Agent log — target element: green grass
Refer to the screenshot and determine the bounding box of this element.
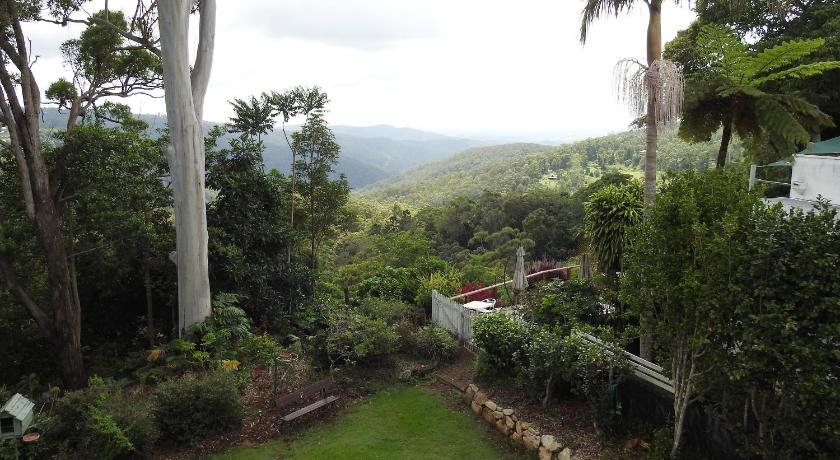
[208,386,529,460]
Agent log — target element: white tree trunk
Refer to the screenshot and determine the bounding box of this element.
[158,0,216,332]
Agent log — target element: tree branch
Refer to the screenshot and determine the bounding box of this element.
[0,250,51,333]
[40,16,162,56]
[190,0,216,121]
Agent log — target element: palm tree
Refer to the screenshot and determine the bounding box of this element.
[580,0,686,207]
[579,0,685,361]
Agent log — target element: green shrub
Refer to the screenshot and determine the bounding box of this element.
[357,297,413,324]
[322,306,399,368]
[623,169,840,457]
[411,324,458,362]
[472,312,527,378]
[414,270,462,310]
[527,279,604,328]
[518,326,581,406]
[38,382,159,459]
[192,293,253,347]
[154,370,243,444]
[357,266,418,304]
[238,333,283,368]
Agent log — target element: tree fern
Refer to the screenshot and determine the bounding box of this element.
[672,24,839,164]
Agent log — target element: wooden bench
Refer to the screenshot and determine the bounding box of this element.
[275,379,339,422]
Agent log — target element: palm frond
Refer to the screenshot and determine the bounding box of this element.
[614,58,684,124]
[753,96,811,151]
[579,0,638,44]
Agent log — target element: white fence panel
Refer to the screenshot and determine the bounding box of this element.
[431,290,480,351]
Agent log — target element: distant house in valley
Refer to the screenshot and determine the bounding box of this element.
[752,136,840,213]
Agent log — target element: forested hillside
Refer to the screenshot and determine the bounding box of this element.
[360,126,743,206]
[40,109,479,188]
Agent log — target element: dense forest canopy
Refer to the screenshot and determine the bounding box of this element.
[359,126,743,207]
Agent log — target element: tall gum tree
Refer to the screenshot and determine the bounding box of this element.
[52,0,218,332]
[156,0,216,332]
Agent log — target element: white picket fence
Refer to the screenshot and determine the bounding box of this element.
[430,289,674,394]
[431,290,479,352]
[573,330,674,394]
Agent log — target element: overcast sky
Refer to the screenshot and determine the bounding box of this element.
[23,1,696,141]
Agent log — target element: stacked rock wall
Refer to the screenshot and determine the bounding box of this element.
[463,383,573,460]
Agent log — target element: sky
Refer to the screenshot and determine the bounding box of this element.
[23,1,697,141]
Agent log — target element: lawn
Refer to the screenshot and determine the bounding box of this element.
[207,386,529,460]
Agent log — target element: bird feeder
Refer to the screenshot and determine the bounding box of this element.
[0,394,34,441]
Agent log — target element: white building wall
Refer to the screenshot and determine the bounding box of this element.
[790,155,840,204]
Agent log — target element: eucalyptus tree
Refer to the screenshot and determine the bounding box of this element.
[0,0,165,387]
[155,0,217,333]
[52,0,218,332]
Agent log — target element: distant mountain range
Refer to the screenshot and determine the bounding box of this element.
[39,109,482,188]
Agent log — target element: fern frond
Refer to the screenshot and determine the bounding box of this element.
[753,61,840,86]
[753,96,811,151]
[746,38,825,79]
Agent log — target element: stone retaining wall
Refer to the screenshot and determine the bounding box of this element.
[463,383,573,460]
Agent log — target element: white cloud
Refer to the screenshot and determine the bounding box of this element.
[22,0,697,140]
[234,0,440,50]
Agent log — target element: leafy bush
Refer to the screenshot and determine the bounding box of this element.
[321,306,400,368]
[472,312,527,378]
[583,180,643,274]
[357,297,414,323]
[154,370,243,444]
[623,169,840,457]
[518,326,581,406]
[574,334,628,436]
[357,266,418,303]
[527,279,605,328]
[238,333,284,368]
[38,381,159,459]
[415,269,462,310]
[192,293,253,346]
[411,324,458,362]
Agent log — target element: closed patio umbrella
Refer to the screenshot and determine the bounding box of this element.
[512,246,528,305]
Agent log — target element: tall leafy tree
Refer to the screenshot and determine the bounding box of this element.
[292,110,350,290]
[0,1,162,387]
[667,24,839,166]
[206,124,304,331]
[696,0,840,141]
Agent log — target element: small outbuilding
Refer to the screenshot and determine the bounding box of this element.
[0,394,35,441]
[753,136,840,214]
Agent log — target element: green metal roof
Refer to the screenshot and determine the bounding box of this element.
[764,159,792,167]
[799,136,840,155]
